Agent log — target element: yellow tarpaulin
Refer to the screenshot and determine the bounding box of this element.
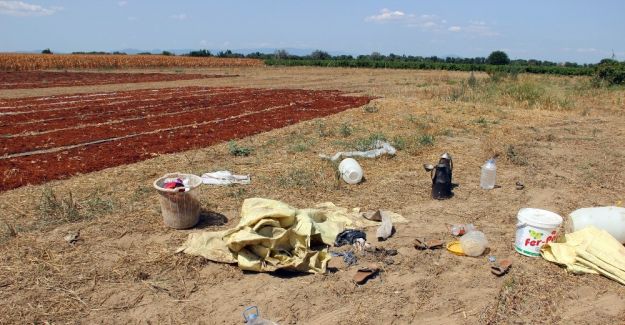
[541,226,625,285]
[177,198,407,274]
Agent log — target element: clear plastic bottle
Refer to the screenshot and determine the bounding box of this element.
[480,158,496,189]
[243,306,276,325]
[450,223,475,236]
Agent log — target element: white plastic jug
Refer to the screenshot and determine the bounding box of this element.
[570,206,625,243]
[338,158,363,184]
[480,158,496,189]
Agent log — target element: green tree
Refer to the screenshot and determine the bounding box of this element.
[310,50,331,60]
[487,51,510,65]
[41,48,52,54]
[188,49,212,57]
[274,49,289,59]
[370,51,384,60]
[594,59,625,85]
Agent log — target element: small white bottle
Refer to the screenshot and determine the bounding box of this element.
[338,158,363,184]
[480,158,496,189]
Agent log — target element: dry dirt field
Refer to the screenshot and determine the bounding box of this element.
[1,66,625,324]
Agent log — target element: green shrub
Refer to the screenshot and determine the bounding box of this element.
[391,136,407,150]
[188,49,212,57]
[339,123,353,137]
[363,105,379,113]
[593,60,625,86]
[354,133,387,151]
[315,120,332,137]
[228,141,252,156]
[418,134,435,146]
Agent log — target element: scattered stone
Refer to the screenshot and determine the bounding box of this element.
[64,231,80,245]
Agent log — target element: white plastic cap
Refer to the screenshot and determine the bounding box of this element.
[484,158,496,168]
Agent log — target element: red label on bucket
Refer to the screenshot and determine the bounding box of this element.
[523,230,557,247]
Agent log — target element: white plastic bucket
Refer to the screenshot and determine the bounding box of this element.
[514,208,563,257]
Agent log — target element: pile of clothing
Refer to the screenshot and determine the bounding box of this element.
[177,198,406,274]
[541,226,625,285]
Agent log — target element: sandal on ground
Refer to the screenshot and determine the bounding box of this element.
[414,239,445,250]
[491,258,512,276]
[361,210,383,222]
[353,264,380,284]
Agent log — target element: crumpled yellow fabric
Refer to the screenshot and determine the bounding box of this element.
[541,226,625,285]
[177,198,407,274]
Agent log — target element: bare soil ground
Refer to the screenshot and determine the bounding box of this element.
[1,67,624,324]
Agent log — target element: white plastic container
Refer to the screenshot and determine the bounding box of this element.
[514,208,563,257]
[338,158,363,184]
[480,158,496,189]
[570,206,625,243]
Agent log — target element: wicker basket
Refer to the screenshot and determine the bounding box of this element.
[153,173,202,229]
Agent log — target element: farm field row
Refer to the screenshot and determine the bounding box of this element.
[0,71,235,89]
[0,86,372,191]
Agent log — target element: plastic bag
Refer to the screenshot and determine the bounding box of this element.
[459,231,488,256]
[376,212,393,241]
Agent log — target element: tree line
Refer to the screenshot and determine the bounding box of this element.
[189,49,594,68]
[40,47,624,82]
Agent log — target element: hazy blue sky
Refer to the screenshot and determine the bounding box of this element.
[1,0,623,63]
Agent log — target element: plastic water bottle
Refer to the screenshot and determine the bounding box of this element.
[480,158,496,189]
[243,306,276,325]
[450,223,475,236]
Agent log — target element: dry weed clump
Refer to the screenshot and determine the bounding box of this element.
[441,73,583,111]
[0,221,17,243]
[35,187,116,229]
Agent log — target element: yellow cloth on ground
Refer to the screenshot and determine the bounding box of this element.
[541,226,625,285]
[177,198,407,273]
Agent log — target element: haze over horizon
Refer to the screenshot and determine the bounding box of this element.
[1,0,623,64]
